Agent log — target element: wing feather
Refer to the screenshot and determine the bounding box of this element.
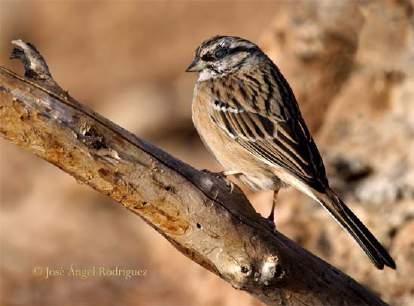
[209,71,328,191]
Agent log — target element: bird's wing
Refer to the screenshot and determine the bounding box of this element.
[209,72,328,191]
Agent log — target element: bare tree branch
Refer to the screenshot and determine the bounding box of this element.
[0,40,389,306]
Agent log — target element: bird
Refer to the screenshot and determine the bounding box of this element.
[186,35,396,270]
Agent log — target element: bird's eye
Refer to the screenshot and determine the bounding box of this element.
[214,48,228,59]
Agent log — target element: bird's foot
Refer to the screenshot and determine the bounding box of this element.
[201,169,236,193]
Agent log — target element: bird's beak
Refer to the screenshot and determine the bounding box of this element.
[186,58,203,72]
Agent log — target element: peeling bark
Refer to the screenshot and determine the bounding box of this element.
[0,40,389,306]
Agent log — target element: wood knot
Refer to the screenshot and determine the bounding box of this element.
[258,256,285,286]
[79,125,108,150]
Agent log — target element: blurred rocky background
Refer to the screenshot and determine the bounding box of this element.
[0,1,413,305]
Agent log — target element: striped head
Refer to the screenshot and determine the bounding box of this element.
[186,35,263,81]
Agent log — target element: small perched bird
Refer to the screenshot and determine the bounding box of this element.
[187,35,396,270]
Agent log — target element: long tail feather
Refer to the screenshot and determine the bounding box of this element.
[314,188,396,270]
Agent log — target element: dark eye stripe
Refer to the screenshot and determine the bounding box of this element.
[201,45,257,62]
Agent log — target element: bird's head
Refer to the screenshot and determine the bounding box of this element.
[186,35,263,81]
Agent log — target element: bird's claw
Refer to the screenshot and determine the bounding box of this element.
[225,180,235,193]
[201,169,235,193]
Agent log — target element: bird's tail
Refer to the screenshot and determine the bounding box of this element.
[314,187,396,270]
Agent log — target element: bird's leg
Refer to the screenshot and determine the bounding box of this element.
[267,188,280,226]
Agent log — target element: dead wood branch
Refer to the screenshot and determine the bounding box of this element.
[0,40,389,306]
